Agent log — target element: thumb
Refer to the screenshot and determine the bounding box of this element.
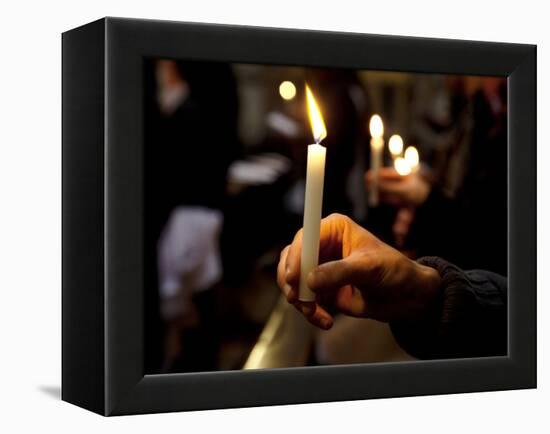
[307,257,361,294]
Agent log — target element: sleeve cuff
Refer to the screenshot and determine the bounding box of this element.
[390,256,478,359]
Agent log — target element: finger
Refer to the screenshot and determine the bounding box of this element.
[378,167,405,181]
[367,167,404,182]
[276,246,289,290]
[307,257,360,294]
[334,285,369,318]
[286,214,356,292]
[277,246,296,302]
[285,229,303,287]
[378,180,408,195]
[294,301,334,330]
[318,213,351,261]
[307,269,370,319]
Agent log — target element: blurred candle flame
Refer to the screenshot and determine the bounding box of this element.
[404,146,420,169]
[279,80,297,100]
[369,115,384,139]
[389,134,404,156]
[394,157,412,176]
[305,84,327,144]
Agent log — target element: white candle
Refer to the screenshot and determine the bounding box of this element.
[368,115,384,207]
[299,85,327,302]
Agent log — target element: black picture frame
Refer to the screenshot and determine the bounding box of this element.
[62,17,536,416]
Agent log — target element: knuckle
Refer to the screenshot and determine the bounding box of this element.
[327,212,348,223]
[328,212,351,223]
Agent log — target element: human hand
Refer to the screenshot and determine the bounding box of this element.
[277,214,441,330]
[365,167,431,208]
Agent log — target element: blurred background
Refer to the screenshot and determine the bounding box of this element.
[143,58,507,374]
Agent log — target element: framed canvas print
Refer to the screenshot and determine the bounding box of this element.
[62,17,536,415]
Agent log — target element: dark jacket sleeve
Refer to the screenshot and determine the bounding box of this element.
[390,256,507,359]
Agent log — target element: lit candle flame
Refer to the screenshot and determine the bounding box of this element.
[369,115,384,139]
[394,157,412,176]
[389,134,404,156]
[404,146,419,169]
[306,84,327,144]
[394,146,420,176]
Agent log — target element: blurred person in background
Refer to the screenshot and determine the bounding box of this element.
[157,207,223,372]
[366,76,507,275]
[144,59,241,372]
[147,59,240,223]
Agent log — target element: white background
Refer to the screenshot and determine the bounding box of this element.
[0,0,547,432]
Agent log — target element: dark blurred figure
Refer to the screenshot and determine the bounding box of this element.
[415,77,507,275]
[146,59,240,224]
[368,77,508,275]
[144,59,241,373]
